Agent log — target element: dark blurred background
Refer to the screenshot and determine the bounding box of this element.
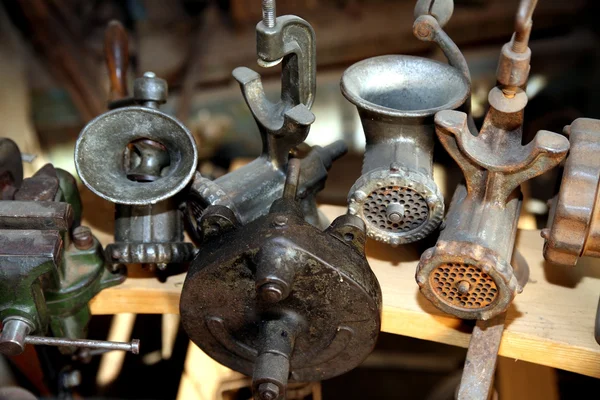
[0,0,599,399]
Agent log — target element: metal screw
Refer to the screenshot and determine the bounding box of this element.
[258,382,279,400]
[73,226,93,250]
[260,283,284,303]
[262,0,276,28]
[457,280,471,295]
[386,203,405,223]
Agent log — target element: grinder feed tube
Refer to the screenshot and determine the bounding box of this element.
[342,0,470,246]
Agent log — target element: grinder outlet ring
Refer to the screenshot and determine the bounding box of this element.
[416,240,521,320]
[348,166,444,246]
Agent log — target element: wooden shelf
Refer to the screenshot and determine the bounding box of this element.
[89,205,600,379]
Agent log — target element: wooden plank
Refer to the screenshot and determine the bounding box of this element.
[89,205,600,379]
[496,357,559,400]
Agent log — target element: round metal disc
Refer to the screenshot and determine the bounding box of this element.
[75,107,198,205]
[180,214,381,382]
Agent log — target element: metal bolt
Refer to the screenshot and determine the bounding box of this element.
[111,248,122,260]
[262,0,276,28]
[274,215,288,226]
[386,203,405,223]
[72,226,93,250]
[62,370,82,388]
[260,283,284,303]
[457,280,471,295]
[157,263,167,271]
[258,382,280,400]
[0,317,32,356]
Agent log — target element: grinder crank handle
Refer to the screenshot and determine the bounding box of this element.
[413,0,470,83]
[105,20,129,102]
[0,318,139,356]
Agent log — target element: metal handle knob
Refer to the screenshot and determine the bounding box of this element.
[105,20,129,102]
[0,318,140,356]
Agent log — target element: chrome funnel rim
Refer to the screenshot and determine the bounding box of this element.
[340,55,469,119]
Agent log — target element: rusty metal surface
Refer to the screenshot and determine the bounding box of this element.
[181,160,381,399]
[414,0,567,396]
[456,313,506,400]
[0,201,73,231]
[543,118,600,266]
[416,52,568,321]
[417,104,567,320]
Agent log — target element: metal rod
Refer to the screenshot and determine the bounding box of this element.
[262,0,276,28]
[25,336,140,354]
[283,158,301,200]
[456,313,506,400]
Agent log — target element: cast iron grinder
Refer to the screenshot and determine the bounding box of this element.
[541,117,600,345]
[415,0,569,398]
[341,0,471,246]
[186,0,346,238]
[74,22,198,271]
[180,159,381,400]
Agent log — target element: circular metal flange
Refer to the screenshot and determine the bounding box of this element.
[348,166,444,246]
[416,240,521,320]
[75,106,198,205]
[544,118,600,266]
[180,213,381,383]
[341,55,469,120]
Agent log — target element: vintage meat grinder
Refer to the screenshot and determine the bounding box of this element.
[0,138,138,358]
[414,0,570,397]
[75,22,198,272]
[185,1,345,239]
[181,159,381,400]
[542,117,600,345]
[342,0,471,246]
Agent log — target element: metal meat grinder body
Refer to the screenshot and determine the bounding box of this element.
[180,160,381,400]
[342,5,471,247]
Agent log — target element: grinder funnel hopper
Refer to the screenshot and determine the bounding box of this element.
[342,14,470,246]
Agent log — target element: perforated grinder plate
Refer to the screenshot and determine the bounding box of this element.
[363,186,429,233]
[430,263,498,310]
